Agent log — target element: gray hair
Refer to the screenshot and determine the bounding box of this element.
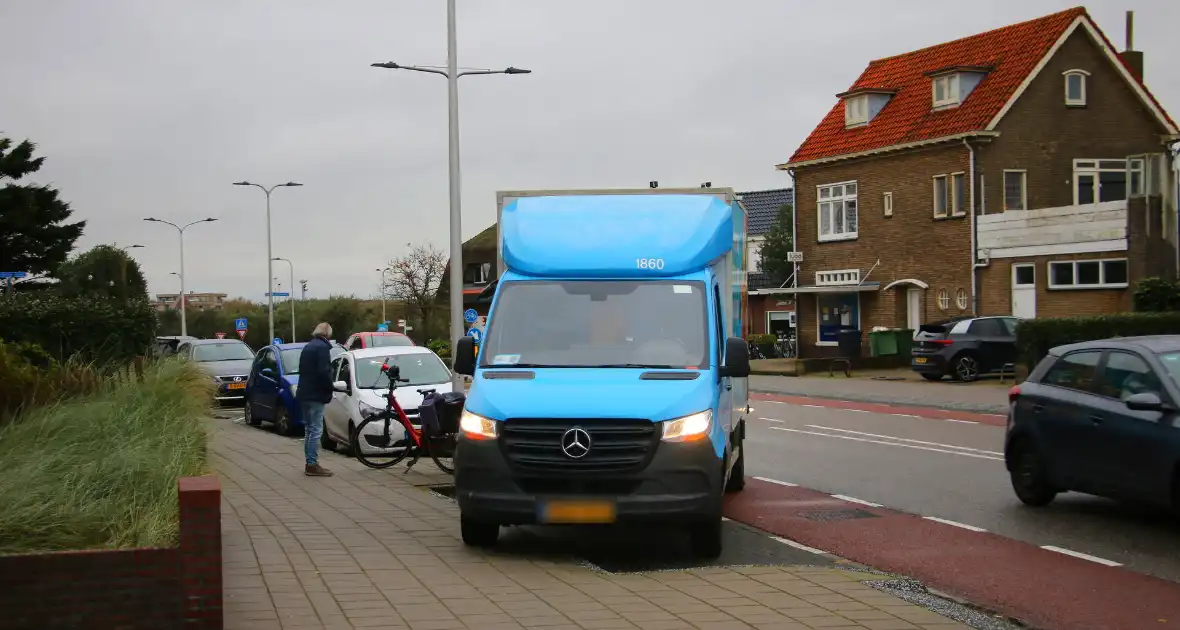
[312,322,333,338]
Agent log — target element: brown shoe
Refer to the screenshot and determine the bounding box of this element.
[304,464,334,477]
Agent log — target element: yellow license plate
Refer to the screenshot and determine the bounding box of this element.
[227,382,246,390]
[913,357,927,365]
[540,500,616,524]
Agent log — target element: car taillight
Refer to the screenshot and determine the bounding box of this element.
[932,339,954,346]
[1008,385,1021,402]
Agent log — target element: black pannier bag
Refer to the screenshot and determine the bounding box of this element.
[419,390,467,436]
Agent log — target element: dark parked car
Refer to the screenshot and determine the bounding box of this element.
[176,339,256,404]
[1004,336,1180,513]
[911,316,1019,382]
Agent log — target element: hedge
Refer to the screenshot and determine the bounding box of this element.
[1015,312,1180,368]
[0,294,157,364]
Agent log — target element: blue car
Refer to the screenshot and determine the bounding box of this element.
[244,341,345,436]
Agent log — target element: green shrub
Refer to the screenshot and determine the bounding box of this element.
[1133,277,1180,313]
[746,334,776,345]
[0,294,156,364]
[427,338,451,357]
[1016,312,1180,368]
[0,359,212,553]
[0,341,108,421]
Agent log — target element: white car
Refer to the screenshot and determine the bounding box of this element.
[321,345,454,456]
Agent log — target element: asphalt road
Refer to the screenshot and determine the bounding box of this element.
[746,398,1180,583]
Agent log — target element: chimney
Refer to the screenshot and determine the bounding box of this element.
[1119,10,1145,81]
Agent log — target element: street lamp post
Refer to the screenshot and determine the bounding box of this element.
[376,267,391,325]
[234,181,303,342]
[372,0,530,387]
[143,218,217,336]
[274,257,296,342]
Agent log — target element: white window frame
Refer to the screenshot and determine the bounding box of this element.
[766,310,795,333]
[937,288,950,310]
[955,288,968,310]
[1047,258,1129,290]
[1002,170,1027,211]
[817,181,859,243]
[932,175,949,218]
[844,95,869,127]
[932,74,961,108]
[816,269,861,286]
[979,174,986,215]
[815,292,861,347]
[1063,69,1089,107]
[1072,159,1135,205]
[951,172,967,217]
[883,192,893,218]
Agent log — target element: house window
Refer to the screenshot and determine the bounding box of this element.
[937,289,950,310]
[1073,159,1133,204]
[952,173,966,216]
[955,289,968,310]
[932,74,960,108]
[844,95,869,127]
[817,292,859,346]
[1003,170,1027,211]
[464,262,491,285]
[933,175,949,218]
[1063,69,1089,106]
[817,181,858,242]
[1128,157,1145,196]
[883,192,893,217]
[1048,259,1129,289]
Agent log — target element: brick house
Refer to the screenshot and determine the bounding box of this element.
[438,224,499,324]
[740,188,797,336]
[776,7,1178,357]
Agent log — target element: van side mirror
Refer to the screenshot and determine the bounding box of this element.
[332,380,350,393]
[453,337,476,375]
[1125,391,1166,412]
[721,336,751,378]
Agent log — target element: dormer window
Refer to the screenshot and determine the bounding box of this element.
[932,74,960,107]
[837,87,896,128]
[1063,69,1089,106]
[925,65,991,110]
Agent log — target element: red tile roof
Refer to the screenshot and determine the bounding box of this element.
[782,7,1171,167]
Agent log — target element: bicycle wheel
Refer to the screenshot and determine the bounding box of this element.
[427,433,457,474]
[352,414,413,470]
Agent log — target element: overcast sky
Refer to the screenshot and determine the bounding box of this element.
[2,0,1176,301]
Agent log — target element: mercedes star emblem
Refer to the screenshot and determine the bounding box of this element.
[561,427,592,459]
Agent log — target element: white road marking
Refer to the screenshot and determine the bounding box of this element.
[1041,545,1122,567]
[762,400,786,404]
[846,409,871,413]
[753,476,798,487]
[945,419,979,424]
[758,417,784,423]
[923,516,988,532]
[831,494,882,508]
[804,425,1002,456]
[773,536,827,555]
[770,427,1005,461]
[892,413,921,418]
[801,404,824,409]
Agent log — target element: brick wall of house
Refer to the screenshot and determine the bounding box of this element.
[0,476,223,630]
[1128,195,1178,283]
[793,144,972,353]
[975,28,1169,214]
[978,252,1131,319]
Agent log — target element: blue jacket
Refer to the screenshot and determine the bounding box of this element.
[296,336,334,404]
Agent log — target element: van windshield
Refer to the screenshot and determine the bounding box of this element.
[480,280,709,369]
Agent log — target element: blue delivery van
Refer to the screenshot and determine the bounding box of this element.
[451,188,751,558]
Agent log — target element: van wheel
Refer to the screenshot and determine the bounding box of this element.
[689,518,723,559]
[1009,439,1057,507]
[461,515,499,547]
[725,429,745,493]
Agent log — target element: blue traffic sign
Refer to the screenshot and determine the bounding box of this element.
[234,317,248,331]
[0,271,27,279]
[273,337,283,345]
[265,292,290,297]
[467,327,483,343]
[376,323,389,332]
[464,308,478,323]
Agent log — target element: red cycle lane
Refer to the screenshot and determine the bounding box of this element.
[724,478,1180,630]
[751,392,1008,427]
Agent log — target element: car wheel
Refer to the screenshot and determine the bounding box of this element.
[274,404,296,437]
[244,401,261,426]
[952,354,980,382]
[1009,439,1057,507]
[320,424,337,452]
[460,515,499,547]
[725,427,745,493]
[689,517,723,559]
[920,373,942,382]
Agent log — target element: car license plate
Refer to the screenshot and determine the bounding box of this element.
[913,357,928,365]
[227,382,246,390]
[539,500,616,524]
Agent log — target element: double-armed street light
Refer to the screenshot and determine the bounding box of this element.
[233,181,303,342]
[143,218,217,336]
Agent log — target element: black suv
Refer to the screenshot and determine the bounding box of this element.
[911,316,1019,382]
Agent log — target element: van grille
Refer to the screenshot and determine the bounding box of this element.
[499,418,658,474]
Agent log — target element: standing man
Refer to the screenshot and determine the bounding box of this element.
[297,322,335,477]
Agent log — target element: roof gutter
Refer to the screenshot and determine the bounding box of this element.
[777,131,1001,171]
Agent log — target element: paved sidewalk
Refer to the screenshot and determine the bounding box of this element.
[214,418,974,630]
[750,375,1008,414]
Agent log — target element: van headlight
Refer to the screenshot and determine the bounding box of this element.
[459,410,498,440]
[661,410,712,442]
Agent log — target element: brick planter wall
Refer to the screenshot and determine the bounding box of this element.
[0,475,222,630]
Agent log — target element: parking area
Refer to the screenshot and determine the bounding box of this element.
[213,415,986,630]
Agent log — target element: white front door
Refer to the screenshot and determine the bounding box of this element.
[1011,264,1036,319]
[906,288,922,336]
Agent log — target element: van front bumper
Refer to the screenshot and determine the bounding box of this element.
[454,434,724,526]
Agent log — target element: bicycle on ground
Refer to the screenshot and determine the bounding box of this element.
[351,361,461,474]
[775,332,797,359]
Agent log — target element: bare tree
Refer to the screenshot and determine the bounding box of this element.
[384,243,446,339]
